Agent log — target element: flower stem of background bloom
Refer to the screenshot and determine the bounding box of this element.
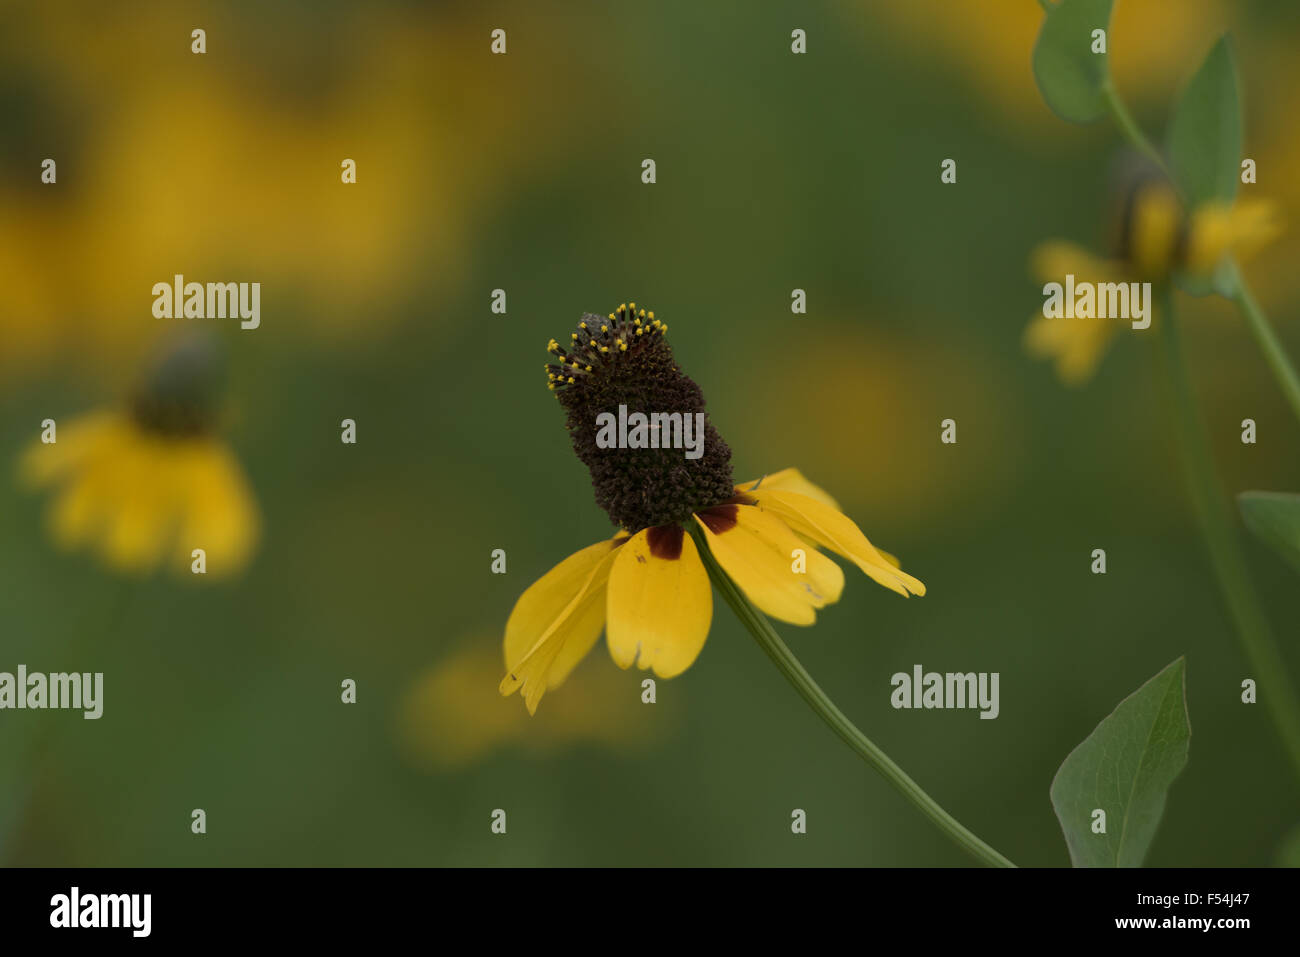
[1101,83,1174,184]
[0,580,137,864]
[1156,287,1300,782]
[1224,259,1300,428]
[688,526,1016,868]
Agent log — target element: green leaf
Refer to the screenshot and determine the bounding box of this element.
[1050,658,1191,867]
[1167,36,1241,209]
[1032,0,1114,123]
[1239,491,1300,576]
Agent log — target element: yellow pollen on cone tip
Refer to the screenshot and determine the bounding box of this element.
[648,311,654,320]
[601,325,608,332]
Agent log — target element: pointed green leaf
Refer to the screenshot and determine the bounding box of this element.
[1050,658,1191,867]
[1167,36,1241,209]
[1033,0,1114,123]
[1239,491,1300,576]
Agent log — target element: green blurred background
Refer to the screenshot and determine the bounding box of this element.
[3,0,1300,866]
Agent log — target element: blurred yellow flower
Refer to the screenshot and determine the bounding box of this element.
[1023,241,1128,385]
[1024,179,1281,384]
[19,338,259,579]
[0,4,591,383]
[399,640,665,770]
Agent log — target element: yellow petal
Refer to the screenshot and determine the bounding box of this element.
[745,489,925,597]
[19,410,121,488]
[49,459,112,550]
[1029,240,1125,286]
[1186,199,1282,274]
[1023,308,1117,386]
[694,505,844,625]
[501,536,622,714]
[101,438,176,573]
[173,441,260,577]
[735,467,840,510]
[606,526,712,678]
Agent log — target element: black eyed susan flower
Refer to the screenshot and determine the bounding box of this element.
[501,304,925,714]
[20,334,259,579]
[1023,173,1281,384]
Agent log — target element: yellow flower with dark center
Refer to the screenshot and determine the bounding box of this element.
[501,304,925,714]
[20,336,259,579]
[1024,176,1281,384]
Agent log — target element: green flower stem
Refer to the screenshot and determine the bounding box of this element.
[1225,260,1300,428]
[1156,287,1300,781]
[1101,82,1173,183]
[688,525,1016,868]
[1101,80,1300,774]
[1,580,136,864]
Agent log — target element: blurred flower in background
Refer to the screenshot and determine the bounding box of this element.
[863,0,1229,131]
[398,639,667,770]
[19,333,259,579]
[0,2,592,383]
[1024,173,1281,385]
[728,322,1024,533]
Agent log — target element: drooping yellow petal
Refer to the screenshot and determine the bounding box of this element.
[173,441,260,577]
[735,467,840,510]
[42,419,170,574]
[1029,240,1125,287]
[605,526,712,678]
[1185,199,1282,275]
[49,456,114,551]
[1023,308,1118,386]
[501,536,623,714]
[745,489,924,597]
[694,505,844,625]
[100,436,177,573]
[18,410,121,488]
